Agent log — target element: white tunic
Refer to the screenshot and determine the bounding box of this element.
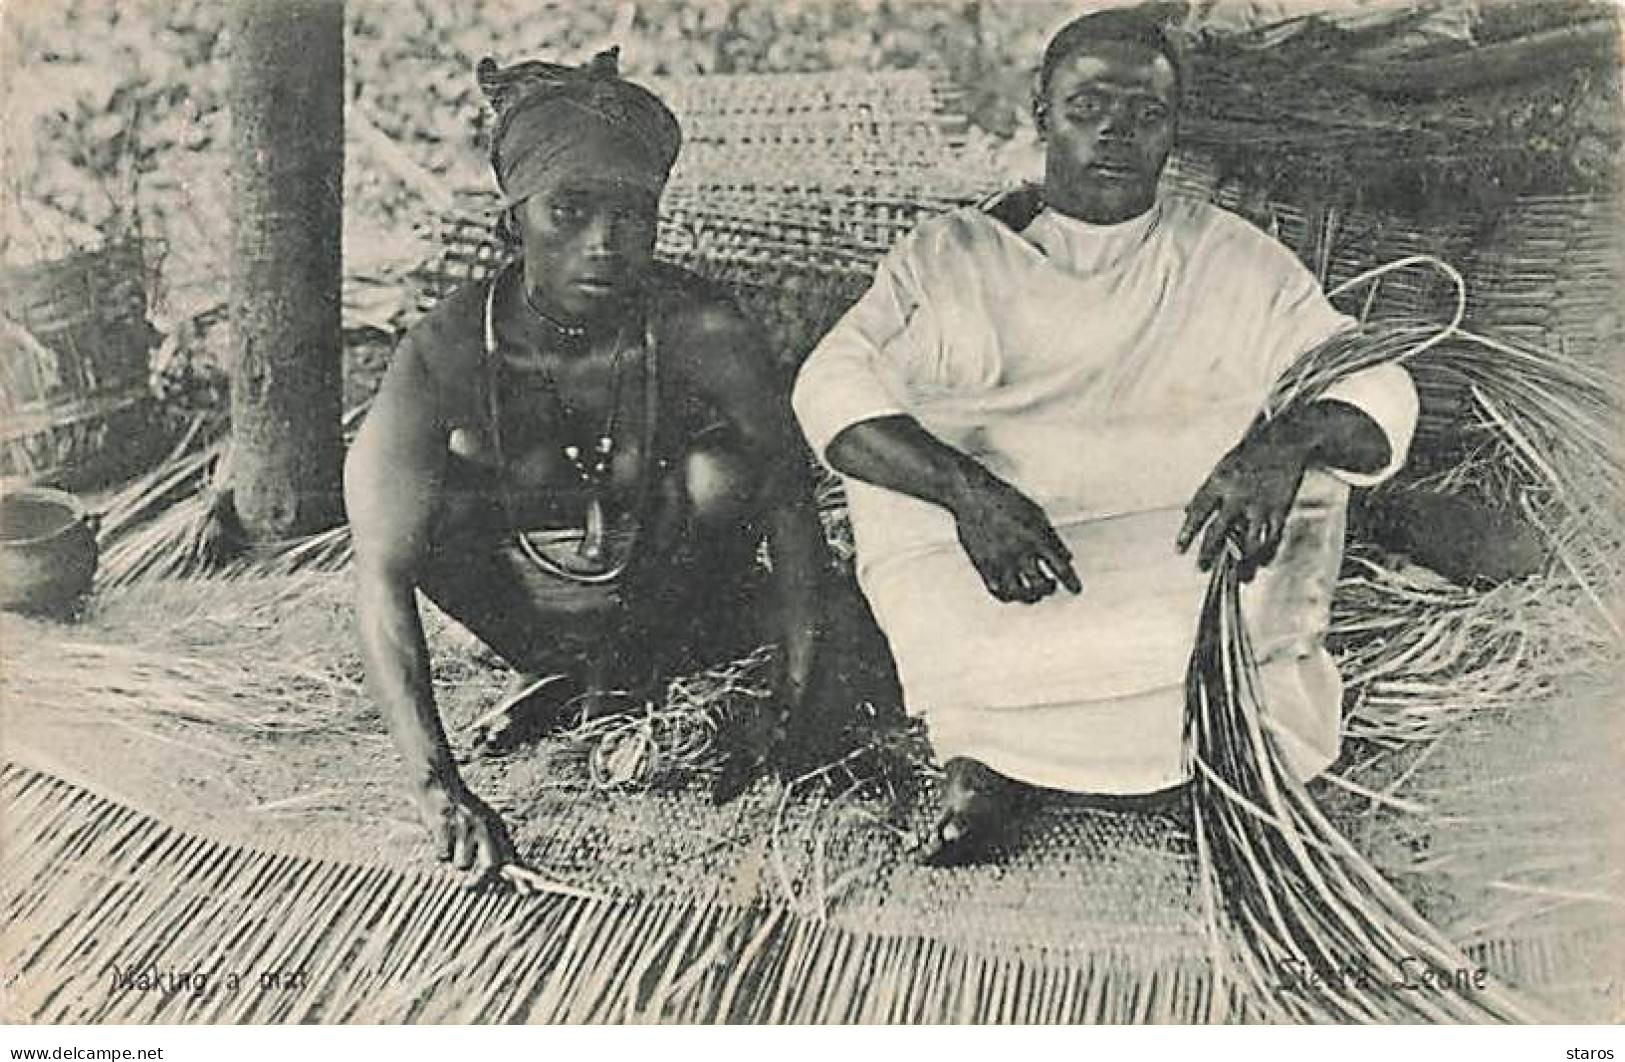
[793,197,1418,794]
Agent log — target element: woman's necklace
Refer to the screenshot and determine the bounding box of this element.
[483,266,658,585]
[536,343,626,564]
[508,268,615,559]
[522,281,589,346]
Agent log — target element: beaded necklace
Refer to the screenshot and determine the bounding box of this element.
[522,282,590,345]
[535,335,626,549]
[482,265,659,585]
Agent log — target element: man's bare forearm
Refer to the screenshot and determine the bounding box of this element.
[356,571,460,790]
[823,414,1080,600]
[823,414,982,513]
[1267,398,1390,477]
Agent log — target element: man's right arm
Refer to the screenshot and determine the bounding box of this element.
[823,416,1079,603]
[791,241,1079,604]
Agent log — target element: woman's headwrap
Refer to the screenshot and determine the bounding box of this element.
[477,48,682,208]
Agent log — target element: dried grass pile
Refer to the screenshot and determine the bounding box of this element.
[1365,676,1623,968]
[94,410,360,591]
[1333,557,1615,747]
[2,573,370,749]
[556,647,777,794]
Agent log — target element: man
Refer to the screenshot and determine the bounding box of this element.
[791,8,1417,865]
[346,52,825,888]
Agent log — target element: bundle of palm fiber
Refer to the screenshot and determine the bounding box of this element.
[1183,255,1620,1022]
[94,409,362,590]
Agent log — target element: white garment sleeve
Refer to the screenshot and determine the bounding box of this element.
[1257,244,1420,489]
[1317,360,1419,487]
[791,239,933,465]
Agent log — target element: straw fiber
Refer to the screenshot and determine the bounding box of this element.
[1,754,1610,1024]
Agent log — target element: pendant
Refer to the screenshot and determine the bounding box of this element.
[580,492,607,564]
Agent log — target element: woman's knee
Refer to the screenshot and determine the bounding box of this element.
[416,549,552,672]
[679,438,761,529]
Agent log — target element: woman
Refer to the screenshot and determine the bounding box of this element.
[345,50,825,885]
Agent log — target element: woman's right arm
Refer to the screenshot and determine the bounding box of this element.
[345,340,517,877]
[346,340,456,788]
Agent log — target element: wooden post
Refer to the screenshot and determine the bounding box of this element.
[227,0,344,538]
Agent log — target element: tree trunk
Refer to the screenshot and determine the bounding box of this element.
[227,0,344,539]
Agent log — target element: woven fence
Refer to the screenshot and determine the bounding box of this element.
[413,69,995,296]
[410,65,1620,350]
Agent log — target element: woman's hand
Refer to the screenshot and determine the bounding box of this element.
[1176,419,1313,581]
[949,463,1082,603]
[415,776,520,881]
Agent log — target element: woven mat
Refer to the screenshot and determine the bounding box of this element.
[2,576,1619,1022]
[0,757,1243,1023]
[2,756,1608,1024]
[0,578,1208,960]
[501,765,1203,957]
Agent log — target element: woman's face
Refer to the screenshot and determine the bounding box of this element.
[513,135,661,324]
[1038,39,1177,225]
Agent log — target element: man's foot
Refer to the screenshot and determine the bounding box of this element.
[916,757,1018,867]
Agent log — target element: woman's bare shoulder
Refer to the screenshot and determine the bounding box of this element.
[355,279,492,442]
[396,280,489,381]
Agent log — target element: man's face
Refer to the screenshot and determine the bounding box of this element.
[1039,39,1177,225]
[514,137,661,323]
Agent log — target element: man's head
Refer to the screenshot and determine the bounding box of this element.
[1033,7,1181,225]
[479,49,681,323]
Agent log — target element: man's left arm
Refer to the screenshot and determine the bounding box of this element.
[1177,221,1422,581]
[1176,380,1409,579]
[670,302,826,715]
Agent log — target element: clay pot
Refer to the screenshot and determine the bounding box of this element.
[0,486,99,618]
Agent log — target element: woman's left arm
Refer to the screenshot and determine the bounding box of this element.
[669,301,826,717]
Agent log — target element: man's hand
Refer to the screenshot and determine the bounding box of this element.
[823,415,1080,604]
[949,463,1082,603]
[1176,418,1312,581]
